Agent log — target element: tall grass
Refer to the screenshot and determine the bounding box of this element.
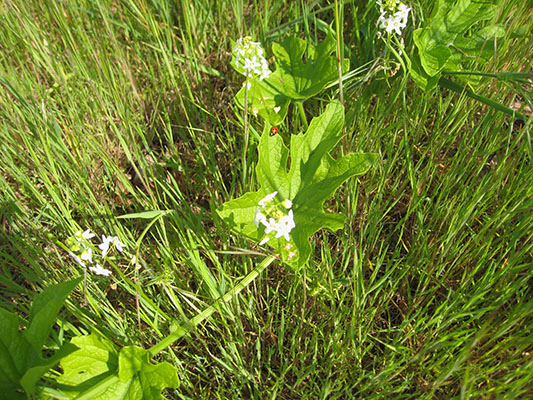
[0,0,531,398]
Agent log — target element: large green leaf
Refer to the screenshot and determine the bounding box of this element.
[118,346,179,399]
[0,308,29,399]
[56,334,118,395]
[25,279,81,352]
[217,102,378,268]
[235,30,349,125]
[20,342,78,397]
[270,32,348,100]
[235,73,291,126]
[411,0,504,90]
[0,278,81,397]
[58,334,179,399]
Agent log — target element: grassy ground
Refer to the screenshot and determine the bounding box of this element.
[0,0,531,398]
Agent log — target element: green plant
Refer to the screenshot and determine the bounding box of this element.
[234,30,350,126]
[57,334,179,399]
[0,279,81,399]
[408,0,531,121]
[218,101,377,268]
[0,0,531,398]
[410,0,504,90]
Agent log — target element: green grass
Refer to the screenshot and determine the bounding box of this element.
[1,0,531,398]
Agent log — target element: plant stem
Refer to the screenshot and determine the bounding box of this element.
[83,264,87,306]
[148,255,277,357]
[297,101,309,130]
[242,74,250,187]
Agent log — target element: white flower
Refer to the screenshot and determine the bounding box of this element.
[75,229,95,242]
[67,250,86,268]
[398,3,410,14]
[82,229,95,240]
[80,247,93,264]
[89,264,112,277]
[99,236,113,258]
[273,106,281,114]
[377,1,410,36]
[274,210,295,241]
[254,210,267,227]
[263,217,278,234]
[244,57,257,72]
[391,17,404,35]
[259,60,272,81]
[99,235,126,258]
[282,199,292,209]
[254,191,296,244]
[114,238,125,253]
[258,191,278,207]
[259,69,271,81]
[233,36,271,80]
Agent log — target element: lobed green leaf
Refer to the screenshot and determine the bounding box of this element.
[235,30,349,125]
[218,102,378,268]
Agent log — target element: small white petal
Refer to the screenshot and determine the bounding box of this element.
[258,191,278,207]
[90,264,112,277]
[259,69,271,81]
[80,247,93,264]
[82,229,95,240]
[99,235,112,258]
[263,217,278,234]
[244,58,255,72]
[282,199,292,209]
[254,210,268,227]
[274,210,295,241]
[67,250,86,268]
[113,238,125,252]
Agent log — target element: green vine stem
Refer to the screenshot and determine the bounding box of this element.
[296,101,309,130]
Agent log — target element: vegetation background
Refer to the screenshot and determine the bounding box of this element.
[0,0,531,398]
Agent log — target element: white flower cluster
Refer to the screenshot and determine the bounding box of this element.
[254,191,295,245]
[233,36,272,81]
[67,229,125,277]
[377,0,411,36]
